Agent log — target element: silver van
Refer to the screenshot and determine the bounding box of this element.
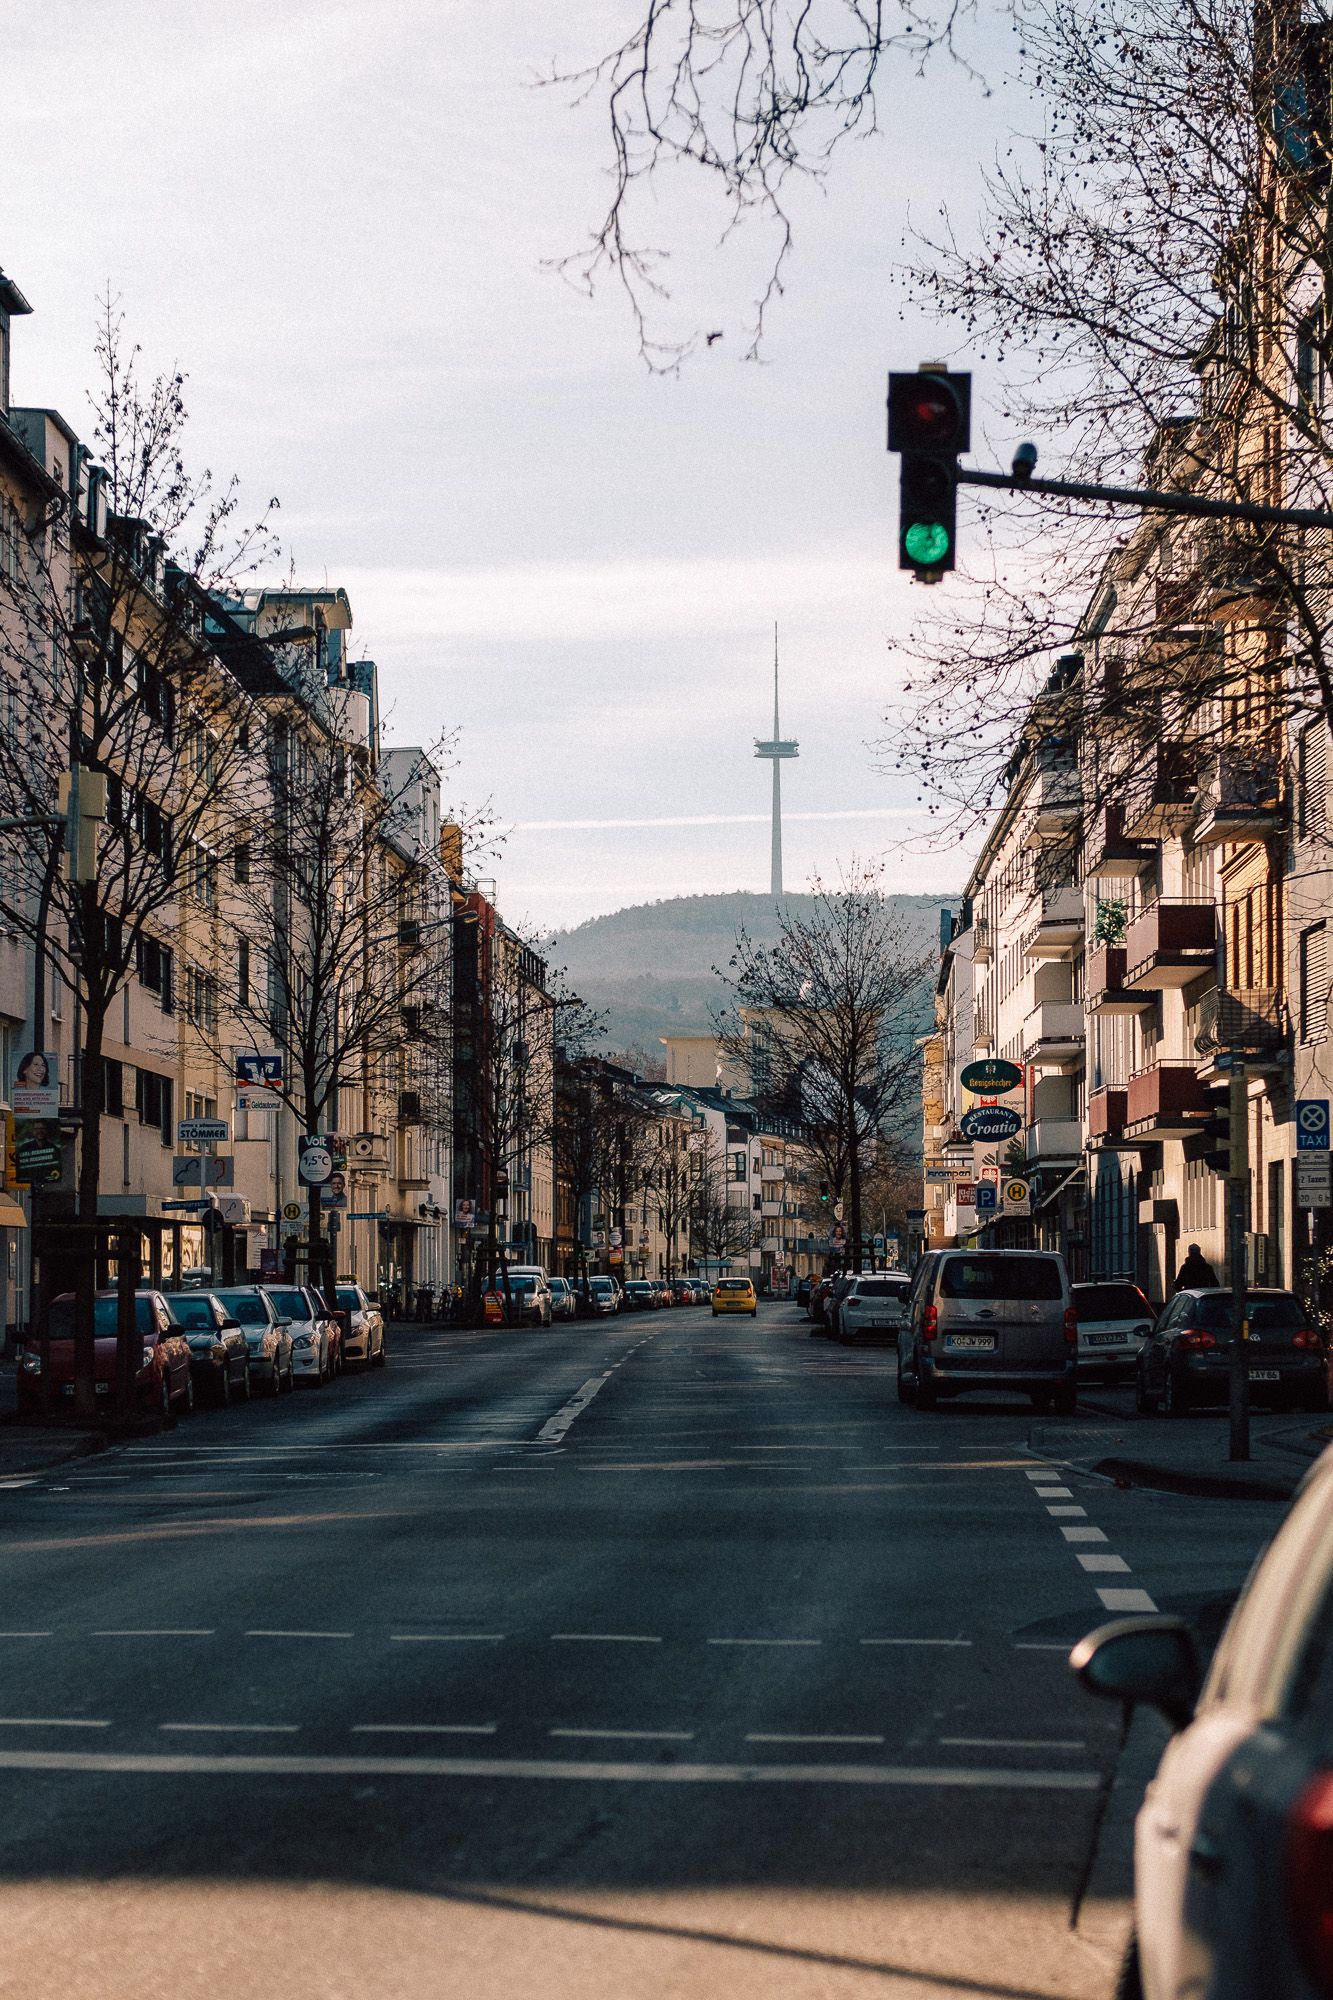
[898,1249,1076,1412]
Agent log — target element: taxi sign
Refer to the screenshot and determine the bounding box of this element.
[1297,1100,1330,1151]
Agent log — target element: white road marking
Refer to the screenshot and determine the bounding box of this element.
[860,1637,973,1648]
[0,1717,110,1729]
[388,1633,505,1644]
[550,1728,694,1742]
[0,1477,39,1489]
[1047,1506,1086,1518]
[1060,1527,1109,1544]
[940,1736,1085,1751]
[746,1733,885,1745]
[0,1631,52,1638]
[160,1723,300,1735]
[1078,1554,1131,1574]
[1097,1587,1159,1613]
[245,1630,354,1640]
[1024,1468,1059,1479]
[1035,1486,1073,1498]
[536,1373,615,1443]
[707,1637,821,1647]
[0,1748,1103,1789]
[1012,1642,1071,1652]
[352,1724,498,1736]
[92,1628,215,1637]
[550,1633,662,1644]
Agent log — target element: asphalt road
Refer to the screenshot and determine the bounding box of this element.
[0,1303,1284,2000]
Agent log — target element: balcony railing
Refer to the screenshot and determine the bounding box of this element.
[1083,804,1157,881]
[1026,1117,1084,1161]
[1122,741,1199,840]
[1023,887,1085,959]
[1085,943,1158,1014]
[1021,1001,1085,1066]
[1024,754,1082,846]
[1124,899,1217,990]
[1124,1061,1212,1140]
[973,914,992,962]
[1193,747,1285,846]
[1194,987,1287,1060]
[1087,1086,1128,1145]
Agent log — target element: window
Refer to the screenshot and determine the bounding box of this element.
[238,937,250,1007]
[234,840,251,885]
[181,841,218,908]
[729,1150,747,1182]
[1299,723,1329,843]
[1183,1156,1216,1233]
[185,967,218,1033]
[1300,923,1329,1043]
[135,1067,173,1144]
[136,935,174,1011]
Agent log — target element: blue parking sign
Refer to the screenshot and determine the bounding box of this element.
[1297,1100,1330,1151]
[974,1182,998,1212]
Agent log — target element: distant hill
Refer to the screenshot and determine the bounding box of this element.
[550,892,953,1059]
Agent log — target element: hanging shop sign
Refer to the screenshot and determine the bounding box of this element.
[959,1105,1023,1143]
[960,1058,1024,1097]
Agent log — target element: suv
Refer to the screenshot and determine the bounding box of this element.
[898,1249,1076,1412]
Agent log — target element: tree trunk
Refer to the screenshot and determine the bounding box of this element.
[848,1122,863,1276]
[73,976,107,1420]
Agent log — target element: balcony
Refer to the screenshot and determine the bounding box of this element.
[1124,1062,1212,1141]
[1122,741,1199,840]
[1085,943,1158,1015]
[1192,747,1285,846]
[1023,753,1081,847]
[1084,805,1157,881]
[1026,1118,1084,1162]
[1194,987,1287,1064]
[1087,1087,1129,1147]
[1124,899,1217,990]
[973,915,992,963]
[1023,887,1085,959]
[1021,1001,1085,1068]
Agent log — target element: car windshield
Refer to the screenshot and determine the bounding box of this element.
[855,1279,906,1297]
[48,1295,158,1339]
[506,1276,536,1293]
[265,1290,309,1320]
[1195,1293,1304,1334]
[162,1297,218,1330]
[939,1256,1063,1300]
[1074,1283,1150,1320]
[214,1292,271,1326]
[335,1289,362,1311]
[549,1280,569,1294]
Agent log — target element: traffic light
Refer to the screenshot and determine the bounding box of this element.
[57,765,106,884]
[887,369,971,578]
[819,1182,830,1205]
[1196,1103,1232,1176]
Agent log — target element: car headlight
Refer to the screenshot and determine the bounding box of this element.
[20,1350,40,1374]
[292,1332,314,1348]
[142,1346,155,1369]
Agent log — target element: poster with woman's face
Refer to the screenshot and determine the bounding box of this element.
[13,1051,59,1118]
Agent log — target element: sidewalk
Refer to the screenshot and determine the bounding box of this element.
[0,1361,107,1481]
[1045,1390,1330,1500]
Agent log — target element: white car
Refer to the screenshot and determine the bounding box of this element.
[335,1283,386,1368]
[262,1284,336,1385]
[547,1277,576,1321]
[1070,1279,1155,1379]
[1073,1443,1333,2000]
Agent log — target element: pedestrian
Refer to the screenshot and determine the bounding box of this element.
[1174,1243,1217,1292]
[415,1282,432,1322]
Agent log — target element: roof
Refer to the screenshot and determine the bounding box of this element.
[0,271,32,318]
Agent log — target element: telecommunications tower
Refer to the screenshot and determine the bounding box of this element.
[754,626,798,899]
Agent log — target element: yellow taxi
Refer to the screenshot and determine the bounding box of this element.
[712,1277,758,1318]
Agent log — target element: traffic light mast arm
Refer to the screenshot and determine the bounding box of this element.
[957,464,1333,533]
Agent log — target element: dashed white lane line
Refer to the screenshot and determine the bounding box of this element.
[537,1373,615,1444]
[1060,1526,1108,1544]
[0,1748,1103,1789]
[1012,1642,1072,1652]
[707,1637,822,1648]
[939,1736,1085,1751]
[746,1733,885,1746]
[550,1728,694,1742]
[1027,1469,1159,1615]
[353,1724,498,1737]
[389,1633,506,1644]
[0,1631,51,1639]
[550,1633,662,1645]
[1047,1506,1086,1518]
[860,1637,973,1648]
[1025,1467,1059,1479]
[1078,1554,1131,1574]
[1035,1486,1073,1499]
[93,1628,215,1637]
[1097,1587,1158,1613]
[0,1717,110,1729]
[160,1723,300,1735]
[245,1629,354,1640]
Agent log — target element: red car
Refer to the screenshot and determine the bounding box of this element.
[18,1289,194,1417]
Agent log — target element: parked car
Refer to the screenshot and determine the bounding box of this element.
[1135,1287,1326,1416]
[547,1277,576,1321]
[807,1276,835,1331]
[334,1283,386,1365]
[212,1286,295,1394]
[622,1280,658,1312]
[835,1272,912,1345]
[897,1249,1076,1412]
[261,1284,337,1385]
[501,1272,553,1327]
[1070,1278,1155,1379]
[712,1277,758,1318]
[823,1273,860,1339]
[18,1289,194,1417]
[669,1278,695,1305]
[586,1276,621,1316]
[1071,1441,1333,2000]
[161,1291,252,1405]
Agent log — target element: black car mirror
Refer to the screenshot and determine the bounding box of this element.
[275,1318,293,1330]
[1070,1615,1200,1730]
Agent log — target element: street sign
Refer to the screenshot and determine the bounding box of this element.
[1297,1100,1330,1151]
[872,1232,886,1250]
[960,1058,1024,1096]
[178,1118,228,1145]
[1296,1156,1331,1208]
[172,1155,234,1187]
[960,1105,1023,1143]
[955,1181,977,1206]
[281,1200,303,1221]
[975,1182,998,1212]
[1002,1177,1031,1216]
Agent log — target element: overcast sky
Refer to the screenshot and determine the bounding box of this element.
[9,0,1018,935]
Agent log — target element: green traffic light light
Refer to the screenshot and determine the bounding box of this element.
[904,521,952,566]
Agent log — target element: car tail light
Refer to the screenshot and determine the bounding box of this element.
[923,1304,937,1342]
[1293,1329,1323,1351]
[1179,1330,1217,1353]
[1063,1306,1078,1345]
[1287,1771,1333,1994]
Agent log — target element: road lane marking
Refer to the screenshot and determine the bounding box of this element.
[1012,1642,1071,1652]
[1060,1527,1108,1544]
[0,1632,52,1638]
[745,1733,885,1745]
[550,1729,694,1742]
[1047,1506,1086,1518]
[1097,1587,1158,1612]
[160,1723,300,1735]
[1079,1554,1131,1574]
[0,1717,110,1729]
[860,1637,972,1648]
[707,1637,822,1647]
[1034,1486,1073,1498]
[939,1736,1085,1751]
[388,1633,505,1644]
[0,1748,1103,1788]
[1025,1467,1058,1479]
[550,1633,662,1644]
[352,1724,498,1736]
[245,1630,354,1640]
[92,1628,215,1637]
[536,1373,615,1443]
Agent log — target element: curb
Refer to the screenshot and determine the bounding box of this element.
[1091,1453,1298,1502]
[1075,1704,1169,1958]
[0,1427,107,1479]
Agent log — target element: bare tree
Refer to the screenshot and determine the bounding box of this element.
[717,858,929,1269]
[688,1138,760,1270]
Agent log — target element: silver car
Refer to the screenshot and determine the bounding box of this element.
[1073,1443,1333,2000]
[335,1283,385,1368]
[212,1286,295,1395]
[1071,1278,1155,1379]
[262,1284,336,1385]
[586,1277,620,1316]
[547,1277,576,1321]
[834,1273,911,1344]
[898,1249,1076,1412]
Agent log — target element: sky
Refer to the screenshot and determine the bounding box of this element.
[7,0,1020,935]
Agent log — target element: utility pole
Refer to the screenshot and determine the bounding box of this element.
[1227,1061,1251,1463]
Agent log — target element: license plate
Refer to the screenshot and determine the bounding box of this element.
[1249,1369,1280,1382]
[60,1382,110,1396]
[1086,1332,1127,1347]
[944,1333,995,1352]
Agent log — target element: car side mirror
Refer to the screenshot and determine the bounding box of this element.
[222,1319,241,1332]
[1070,1615,1200,1731]
[276,1317,293,1330]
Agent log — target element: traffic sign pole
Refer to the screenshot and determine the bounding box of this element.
[1228,1061,1251,1464]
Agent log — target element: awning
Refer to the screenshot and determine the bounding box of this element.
[1037,1165,1086,1214]
[0,1196,29,1229]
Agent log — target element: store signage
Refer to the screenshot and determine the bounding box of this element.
[961,1058,1024,1096]
[172,1155,234,1187]
[960,1105,1023,1143]
[179,1118,228,1145]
